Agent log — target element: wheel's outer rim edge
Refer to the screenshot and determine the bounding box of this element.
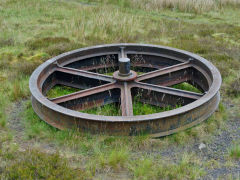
[29,43,222,122]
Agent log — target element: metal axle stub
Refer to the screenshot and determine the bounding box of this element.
[118,57,131,77]
[29,43,222,137]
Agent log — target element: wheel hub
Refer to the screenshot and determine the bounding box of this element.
[29,43,221,137]
[113,70,137,81]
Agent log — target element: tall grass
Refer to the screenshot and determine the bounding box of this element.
[65,6,142,44]
[94,0,240,13]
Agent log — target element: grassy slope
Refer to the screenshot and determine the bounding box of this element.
[0,0,240,179]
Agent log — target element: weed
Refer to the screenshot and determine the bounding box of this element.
[229,143,240,160]
[172,82,202,93]
[0,96,8,128]
[132,157,155,179]
[160,153,205,179]
[108,148,129,169]
[10,76,30,101]
[227,74,240,97]
[130,153,205,179]
[81,103,121,116]
[47,85,80,99]
[2,149,86,180]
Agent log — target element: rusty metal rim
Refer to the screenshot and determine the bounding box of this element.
[29,43,221,122]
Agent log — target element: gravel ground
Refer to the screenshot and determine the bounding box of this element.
[159,101,240,179]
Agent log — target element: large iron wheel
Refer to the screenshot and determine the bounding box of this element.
[29,44,221,137]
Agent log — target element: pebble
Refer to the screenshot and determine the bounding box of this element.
[199,143,207,150]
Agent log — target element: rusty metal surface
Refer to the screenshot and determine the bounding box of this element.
[29,43,221,137]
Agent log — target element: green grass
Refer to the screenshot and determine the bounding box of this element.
[81,103,122,116]
[130,153,205,179]
[45,73,184,116]
[46,75,195,116]
[229,143,240,160]
[46,85,80,98]
[1,148,86,179]
[132,101,179,115]
[18,99,228,179]
[172,82,202,93]
[1,0,240,179]
[80,101,179,116]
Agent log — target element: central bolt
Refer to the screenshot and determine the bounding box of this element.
[118,57,131,77]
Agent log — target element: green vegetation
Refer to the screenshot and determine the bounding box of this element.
[229,143,240,160]
[16,99,227,179]
[81,101,179,116]
[130,153,205,179]
[47,85,80,98]
[1,0,240,179]
[132,101,180,115]
[81,103,122,116]
[2,149,85,180]
[227,73,240,97]
[172,82,202,93]
[87,0,240,14]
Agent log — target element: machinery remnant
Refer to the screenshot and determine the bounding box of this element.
[29,44,221,137]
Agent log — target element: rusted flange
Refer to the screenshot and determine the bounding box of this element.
[113,70,137,81]
[29,44,221,137]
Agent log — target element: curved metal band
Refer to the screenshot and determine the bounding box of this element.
[29,43,221,137]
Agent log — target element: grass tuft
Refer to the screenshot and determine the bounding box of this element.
[227,75,240,97]
[108,148,129,169]
[10,77,30,101]
[46,85,80,99]
[172,82,202,93]
[229,143,240,160]
[133,158,154,179]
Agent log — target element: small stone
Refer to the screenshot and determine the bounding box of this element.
[199,143,206,150]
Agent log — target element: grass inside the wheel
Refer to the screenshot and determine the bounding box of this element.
[46,85,80,99]
[81,103,122,116]
[80,101,178,116]
[45,82,202,116]
[132,101,180,115]
[171,82,202,93]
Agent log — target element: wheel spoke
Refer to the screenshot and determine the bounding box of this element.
[136,61,191,84]
[134,82,203,103]
[119,47,127,58]
[55,66,115,83]
[121,82,133,116]
[50,83,117,105]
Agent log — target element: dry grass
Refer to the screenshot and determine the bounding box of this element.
[96,0,240,13]
[227,73,240,97]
